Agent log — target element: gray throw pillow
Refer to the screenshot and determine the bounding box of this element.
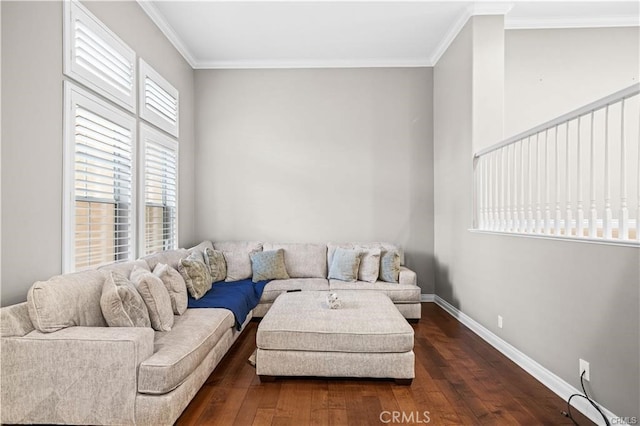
[130,266,174,331]
[250,249,290,283]
[328,248,362,282]
[153,263,188,315]
[204,247,227,283]
[380,250,401,283]
[100,271,151,328]
[178,251,212,300]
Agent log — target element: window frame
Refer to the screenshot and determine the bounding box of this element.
[63,0,137,113]
[138,123,179,257]
[63,81,137,273]
[139,59,179,137]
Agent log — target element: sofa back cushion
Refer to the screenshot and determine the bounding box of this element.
[263,243,327,278]
[141,248,189,270]
[188,240,214,255]
[214,241,263,282]
[327,242,404,267]
[98,259,150,277]
[27,270,108,333]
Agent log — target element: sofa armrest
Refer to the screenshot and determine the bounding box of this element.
[399,266,417,286]
[1,326,154,425]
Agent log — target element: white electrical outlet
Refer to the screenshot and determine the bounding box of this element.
[498,315,503,329]
[579,359,590,381]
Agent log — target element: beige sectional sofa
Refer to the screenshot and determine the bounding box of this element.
[0,241,420,425]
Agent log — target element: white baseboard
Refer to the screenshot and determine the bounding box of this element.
[420,293,435,302]
[433,295,622,426]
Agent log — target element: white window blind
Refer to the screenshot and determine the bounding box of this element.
[64,83,136,272]
[64,0,136,112]
[139,59,179,137]
[140,125,178,255]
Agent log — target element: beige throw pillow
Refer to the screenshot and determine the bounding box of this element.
[223,250,256,282]
[100,271,151,328]
[250,249,290,282]
[204,247,227,283]
[153,263,188,315]
[178,251,212,300]
[380,250,401,283]
[130,266,174,331]
[354,246,381,283]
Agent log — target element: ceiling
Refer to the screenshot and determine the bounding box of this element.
[137,1,640,69]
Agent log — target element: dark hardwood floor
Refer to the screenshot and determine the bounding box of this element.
[176,303,593,425]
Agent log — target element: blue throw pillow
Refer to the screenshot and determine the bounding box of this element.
[328,248,362,282]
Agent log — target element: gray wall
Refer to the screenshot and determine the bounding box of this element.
[1,1,195,306]
[505,27,640,136]
[434,17,639,418]
[194,68,435,293]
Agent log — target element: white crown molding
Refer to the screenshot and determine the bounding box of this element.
[434,295,623,426]
[506,15,640,30]
[193,58,433,70]
[136,0,197,68]
[138,1,637,70]
[429,3,513,67]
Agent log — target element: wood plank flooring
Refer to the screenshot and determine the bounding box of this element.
[176,303,593,425]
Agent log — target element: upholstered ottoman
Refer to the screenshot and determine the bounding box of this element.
[255,291,415,384]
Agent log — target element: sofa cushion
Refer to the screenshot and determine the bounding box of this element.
[153,263,188,315]
[98,259,150,278]
[250,249,290,282]
[141,248,189,270]
[354,246,381,283]
[138,308,235,394]
[260,278,329,303]
[130,266,174,331]
[328,242,405,266]
[204,247,227,282]
[263,243,327,279]
[188,240,214,255]
[178,251,212,300]
[328,248,362,282]
[329,280,420,303]
[27,270,108,333]
[100,272,151,328]
[214,241,263,282]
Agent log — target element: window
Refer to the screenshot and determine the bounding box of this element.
[63,2,181,271]
[139,59,179,137]
[64,83,136,272]
[64,0,136,112]
[139,124,178,255]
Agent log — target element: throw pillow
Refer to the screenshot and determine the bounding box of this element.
[204,247,227,283]
[250,249,290,283]
[100,271,151,328]
[178,251,212,300]
[328,248,362,282]
[380,250,401,283]
[223,250,257,282]
[354,246,381,283]
[130,266,174,331]
[153,263,188,315]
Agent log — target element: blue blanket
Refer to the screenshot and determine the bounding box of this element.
[187,279,269,330]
